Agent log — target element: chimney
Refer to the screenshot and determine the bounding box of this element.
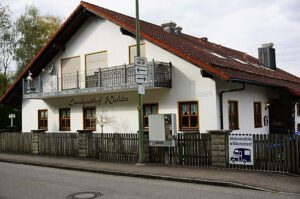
[175,26,182,36]
[258,43,276,70]
[161,21,177,34]
[201,37,208,41]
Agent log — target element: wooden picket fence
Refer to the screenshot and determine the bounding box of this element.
[226,134,300,174]
[0,132,299,174]
[87,133,139,163]
[38,133,78,157]
[150,133,212,167]
[0,132,32,153]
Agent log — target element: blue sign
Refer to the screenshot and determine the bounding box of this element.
[229,135,254,165]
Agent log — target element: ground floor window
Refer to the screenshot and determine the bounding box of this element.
[38,110,48,130]
[83,107,96,130]
[143,103,158,128]
[297,124,300,132]
[228,101,239,130]
[178,101,199,131]
[59,108,70,131]
[254,102,262,128]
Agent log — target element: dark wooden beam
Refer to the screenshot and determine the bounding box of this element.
[52,43,65,51]
[120,27,135,37]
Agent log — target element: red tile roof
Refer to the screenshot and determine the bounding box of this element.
[1,1,300,104]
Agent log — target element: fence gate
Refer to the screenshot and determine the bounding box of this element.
[91,133,139,163]
[149,133,212,167]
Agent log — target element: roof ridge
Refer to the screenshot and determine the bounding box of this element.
[82,1,300,85]
[1,1,300,104]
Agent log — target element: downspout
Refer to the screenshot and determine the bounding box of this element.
[219,83,246,130]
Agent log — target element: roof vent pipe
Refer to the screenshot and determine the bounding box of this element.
[258,43,276,70]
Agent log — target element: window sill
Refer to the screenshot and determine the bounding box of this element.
[83,129,96,131]
[179,129,199,132]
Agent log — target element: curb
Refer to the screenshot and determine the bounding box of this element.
[0,158,298,195]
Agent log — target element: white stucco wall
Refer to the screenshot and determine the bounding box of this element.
[23,16,292,134]
[22,17,218,133]
[216,81,280,134]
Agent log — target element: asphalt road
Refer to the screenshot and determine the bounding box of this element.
[0,162,298,199]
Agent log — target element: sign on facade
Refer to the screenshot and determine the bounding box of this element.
[228,134,254,165]
[134,56,148,84]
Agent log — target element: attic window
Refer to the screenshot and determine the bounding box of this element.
[232,58,247,64]
[210,52,226,59]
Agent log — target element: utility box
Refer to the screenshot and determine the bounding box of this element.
[149,114,177,147]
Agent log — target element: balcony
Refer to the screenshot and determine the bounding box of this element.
[23,61,172,99]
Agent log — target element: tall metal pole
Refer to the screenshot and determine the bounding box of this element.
[136,0,144,163]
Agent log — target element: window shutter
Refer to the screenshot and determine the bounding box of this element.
[62,57,80,75]
[86,52,108,73]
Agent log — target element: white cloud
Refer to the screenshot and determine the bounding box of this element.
[2,0,300,77]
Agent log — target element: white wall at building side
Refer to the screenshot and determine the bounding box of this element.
[216,80,279,134]
[22,17,218,133]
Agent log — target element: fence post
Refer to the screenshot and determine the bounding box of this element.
[98,67,101,88]
[0,133,2,152]
[144,133,150,162]
[56,73,59,91]
[76,70,80,89]
[31,130,46,155]
[31,133,40,155]
[208,130,231,168]
[77,130,92,158]
[124,64,127,85]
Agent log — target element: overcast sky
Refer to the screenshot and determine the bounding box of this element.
[2,0,300,77]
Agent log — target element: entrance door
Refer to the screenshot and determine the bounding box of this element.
[269,100,290,134]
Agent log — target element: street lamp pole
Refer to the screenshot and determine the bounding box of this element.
[136,0,144,163]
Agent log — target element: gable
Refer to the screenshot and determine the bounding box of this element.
[1,1,300,105]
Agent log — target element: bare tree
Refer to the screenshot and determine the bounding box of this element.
[96,108,115,133]
[0,4,15,78]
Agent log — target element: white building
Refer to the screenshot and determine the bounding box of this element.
[1,2,300,134]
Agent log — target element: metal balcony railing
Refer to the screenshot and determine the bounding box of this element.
[23,61,172,99]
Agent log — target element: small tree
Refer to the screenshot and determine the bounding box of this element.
[96,108,115,133]
[0,4,15,88]
[14,5,61,77]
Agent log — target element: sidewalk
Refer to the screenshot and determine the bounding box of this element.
[0,153,299,195]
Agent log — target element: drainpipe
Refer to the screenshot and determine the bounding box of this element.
[219,83,246,129]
